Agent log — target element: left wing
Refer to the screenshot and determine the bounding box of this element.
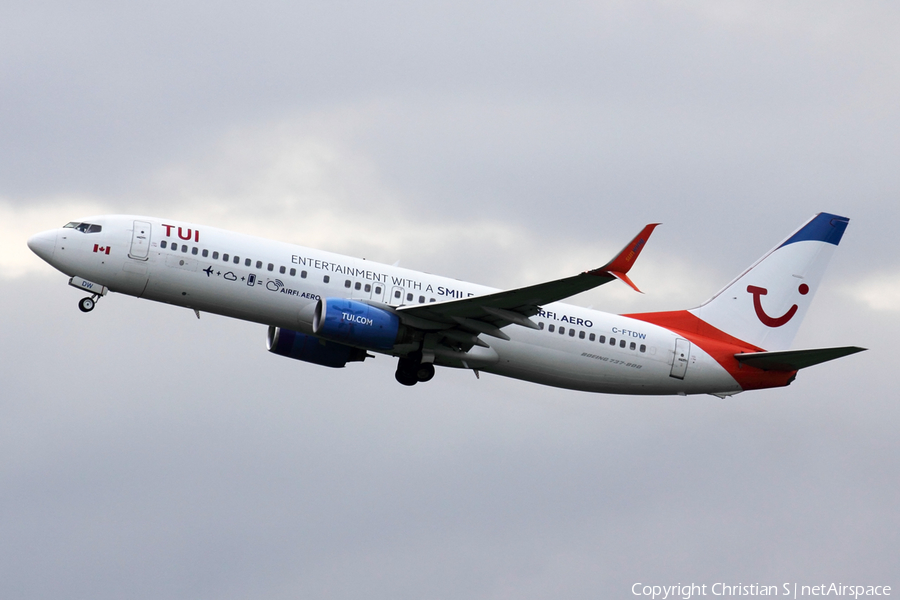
[394,224,659,342]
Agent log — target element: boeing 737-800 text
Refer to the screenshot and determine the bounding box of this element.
[28,213,864,396]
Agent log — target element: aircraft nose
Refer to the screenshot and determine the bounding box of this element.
[27,229,58,262]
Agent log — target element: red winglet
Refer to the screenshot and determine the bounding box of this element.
[586,223,660,291]
[608,270,642,293]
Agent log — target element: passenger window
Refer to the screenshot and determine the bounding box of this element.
[233,255,239,263]
[538,322,545,330]
[183,245,189,253]
[640,344,647,353]
[256,261,263,269]
[598,335,606,343]
[212,251,219,260]
[406,293,413,301]
[394,290,401,298]
[323,275,330,283]
[569,329,575,337]
[202,249,208,257]
[345,280,351,288]
[193,247,199,255]
[589,333,595,341]
[354,282,361,290]
[223,253,229,261]
[280,266,286,274]
[245,258,251,266]
[375,286,381,294]
[548,324,555,332]
[364,284,371,292]
[620,339,626,348]
[289,268,296,276]
[429,298,435,302]
[579,331,585,339]
[418,296,425,303]
[559,327,565,335]
[610,337,616,346]
[267,263,274,271]
[630,342,636,350]
[160,240,167,249]
[301,271,307,278]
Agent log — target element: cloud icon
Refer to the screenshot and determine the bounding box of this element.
[223,271,237,281]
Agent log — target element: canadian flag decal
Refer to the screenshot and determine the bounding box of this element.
[93,244,111,255]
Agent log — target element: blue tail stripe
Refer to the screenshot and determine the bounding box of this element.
[779,212,849,248]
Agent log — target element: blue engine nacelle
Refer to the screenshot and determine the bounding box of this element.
[267,326,368,368]
[312,298,400,350]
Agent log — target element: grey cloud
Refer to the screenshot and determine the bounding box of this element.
[3,1,899,249]
[1,277,896,600]
[2,2,899,597]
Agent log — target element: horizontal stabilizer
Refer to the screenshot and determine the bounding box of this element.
[734,346,866,371]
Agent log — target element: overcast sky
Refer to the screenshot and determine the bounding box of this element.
[2,2,898,598]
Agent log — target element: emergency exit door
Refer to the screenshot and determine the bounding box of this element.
[389,286,405,306]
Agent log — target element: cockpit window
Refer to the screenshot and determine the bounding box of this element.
[62,222,102,233]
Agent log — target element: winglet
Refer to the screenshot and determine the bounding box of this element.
[607,270,642,293]
[586,223,660,292]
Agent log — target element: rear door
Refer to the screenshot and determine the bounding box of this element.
[670,338,691,379]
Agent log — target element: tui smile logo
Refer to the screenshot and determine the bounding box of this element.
[747,283,809,327]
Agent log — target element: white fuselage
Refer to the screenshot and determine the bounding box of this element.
[30,215,743,396]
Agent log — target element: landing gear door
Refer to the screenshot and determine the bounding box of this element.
[129,220,151,260]
[670,338,691,380]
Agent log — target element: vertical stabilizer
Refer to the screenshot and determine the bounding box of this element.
[689,213,849,351]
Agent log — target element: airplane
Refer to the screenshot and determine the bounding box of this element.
[27,212,865,396]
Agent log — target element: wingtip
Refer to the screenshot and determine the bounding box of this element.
[608,271,643,293]
[590,222,660,279]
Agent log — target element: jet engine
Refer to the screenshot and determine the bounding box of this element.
[312,298,401,350]
[267,326,367,368]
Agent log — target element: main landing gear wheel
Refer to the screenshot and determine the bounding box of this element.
[395,369,418,386]
[394,356,436,386]
[416,363,435,382]
[78,297,96,313]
